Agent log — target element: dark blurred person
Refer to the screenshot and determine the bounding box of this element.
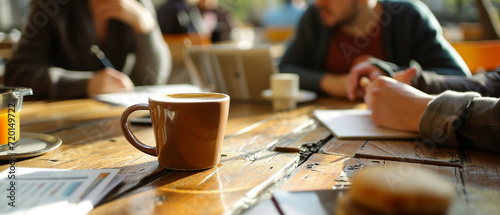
[5,0,170,98]
[196,0,233,43]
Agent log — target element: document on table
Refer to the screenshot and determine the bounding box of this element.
[271,189,347,215]
[0,167,123,215]
[313,109,420,140]
[94,84,203,107]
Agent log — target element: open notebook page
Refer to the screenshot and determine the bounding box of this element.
[313,109,420,140]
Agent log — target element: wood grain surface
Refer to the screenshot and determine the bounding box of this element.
[0,97,497,214]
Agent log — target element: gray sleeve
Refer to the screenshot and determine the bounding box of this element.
[129,27,171,86]
[128,0,171,86]
[46,68,93,98]
[420,90,500,152]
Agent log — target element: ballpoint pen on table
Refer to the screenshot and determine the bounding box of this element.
[89,44,115,69]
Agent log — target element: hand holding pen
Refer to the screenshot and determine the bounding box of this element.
[347,60,418,101]
[86,44,134,97]
[346,61,387,101]
[89,44,115,69]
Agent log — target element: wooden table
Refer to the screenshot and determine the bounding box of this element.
[1,97,499,214]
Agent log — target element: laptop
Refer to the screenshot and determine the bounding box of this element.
[184,44,278,101]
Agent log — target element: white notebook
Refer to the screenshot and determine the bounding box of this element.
[313,109,420,140]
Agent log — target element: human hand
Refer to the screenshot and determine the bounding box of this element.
[90,0,155,33]
[364,76,435,132]
[319,73,349,98]
[346,60,386,101]
[87,68,135,97]
[393,67,417,85]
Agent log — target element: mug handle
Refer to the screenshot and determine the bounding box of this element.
[120,104,157,156]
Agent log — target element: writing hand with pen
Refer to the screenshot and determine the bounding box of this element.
[363,67,433,132]
[87,45,134,97]
[345,56,416,101]
[346,58,432,132]
[85,0,156,98]
[345,56,430,132]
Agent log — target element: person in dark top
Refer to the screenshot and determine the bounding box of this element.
[5,0,170,98]
[157,0,200,35]
[196,0,233,43]
[279,0,471,100]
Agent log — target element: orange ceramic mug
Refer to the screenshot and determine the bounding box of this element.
[120,93,230,170]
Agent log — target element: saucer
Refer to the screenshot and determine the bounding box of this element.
[261,89,317,103]
[0,133,62,161]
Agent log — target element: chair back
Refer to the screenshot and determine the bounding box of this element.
[451,40,500,73]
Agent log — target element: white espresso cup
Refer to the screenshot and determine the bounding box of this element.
[270,73,299,111]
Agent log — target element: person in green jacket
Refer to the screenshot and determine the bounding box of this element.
[279,0,471,100]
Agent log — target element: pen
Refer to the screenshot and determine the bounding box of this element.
[89,44,115,69]
[359,76,371,88]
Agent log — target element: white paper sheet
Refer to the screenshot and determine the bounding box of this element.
[313,109,420,140]
[0,167,121,215]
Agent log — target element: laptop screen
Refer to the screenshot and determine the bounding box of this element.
[184,45,278,101]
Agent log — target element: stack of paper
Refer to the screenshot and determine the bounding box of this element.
[0,167,123,215]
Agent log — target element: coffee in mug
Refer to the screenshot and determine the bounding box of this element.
[120,93,230,170]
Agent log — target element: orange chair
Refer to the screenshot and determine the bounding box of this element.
[451,40,500,73]
[162,33,210,62]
